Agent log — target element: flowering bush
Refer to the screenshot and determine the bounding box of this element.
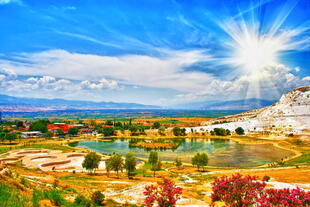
[144,178,182,207]
[211,173,266,207]
[259,188,310,207]
[211,173,310,207]
[91,191,105,205]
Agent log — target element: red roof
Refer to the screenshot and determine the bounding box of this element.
[48,124,69,133]
[102,125,113,128]
[10,130,21,133]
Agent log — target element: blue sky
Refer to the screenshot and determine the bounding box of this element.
[0,0,309,106]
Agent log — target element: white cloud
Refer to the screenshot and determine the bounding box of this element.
[0,74,5,81]
[302,76,310,81]
[0,0,21,5]
[0,50,308,104]
[174,64,310,102]
[0,49,213,93]
[80,78,118,90]
[0,71,118,92]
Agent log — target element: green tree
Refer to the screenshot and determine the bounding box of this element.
[29,120,48,133]
[148,151,158,165]
[153,122,161,129]
[16,121,24,128]
[124,154,137,179]
[82,152,101,174]
[175,157,182,169]
[192,152,208,171]
[101,127,115,136]
[173,127,186,136]
[214,128,227,136]
[106,154,124,178]
[105,120,113,126]
[129,125,139,136]
[151,160,162,177]
[68,127,79,136]
[226,129,231,136]
[56,129,64,136]
[6,133,17,143]
[158,126,166,136]
[44,131,53,138]
[235,127,245,135]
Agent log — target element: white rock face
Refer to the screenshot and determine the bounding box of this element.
[187,86,310,134]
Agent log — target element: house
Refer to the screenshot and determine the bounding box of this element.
[48,123,70,133]
[21,131,43,138]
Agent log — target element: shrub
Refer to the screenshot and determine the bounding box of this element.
[0,183,27,207]
[74,195,91,207]
[53,179,59,188]
[91,191,105,205]
[47,190,65,206]
[144,178,182,207]
[212,174,267,206]
[211,173,310,207]
[172,127,186,136]
[259,188,310,206]
[235,127,245,135]
[33,190,65,207]
[21,177,27,186]
[213,128,227,136]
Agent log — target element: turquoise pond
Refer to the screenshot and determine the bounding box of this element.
[69,138,295,167]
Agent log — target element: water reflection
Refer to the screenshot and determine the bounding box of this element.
[69,138,294,167]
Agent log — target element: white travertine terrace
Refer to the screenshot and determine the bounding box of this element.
[187,86,310,135]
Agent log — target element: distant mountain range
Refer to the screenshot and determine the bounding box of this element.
[0,94,160,112]
[173,98,276,110]
[0,94,276,112]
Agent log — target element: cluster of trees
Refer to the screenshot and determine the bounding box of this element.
[29,120,50,133]
[210,128,231,136]
[0,132,19,143]
[95,121,152,136]
[82,151,137,179]
[209,127,245,136]
[172,127,186,136]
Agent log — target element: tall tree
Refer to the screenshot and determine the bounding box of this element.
[148,151,158,165]
[124,154,137,179]
[192,152,208,171]
[106,154,124,178]
[82,152,101,174]
[151,160,162,177]
[175,157,182,169]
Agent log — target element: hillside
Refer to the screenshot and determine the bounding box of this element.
[187,86,310,134]
[174,98,275,110]
[0,94,160,112]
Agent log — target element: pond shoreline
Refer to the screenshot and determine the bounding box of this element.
[69,136,298,168]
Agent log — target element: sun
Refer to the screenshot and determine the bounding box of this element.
[233,33,281,74]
